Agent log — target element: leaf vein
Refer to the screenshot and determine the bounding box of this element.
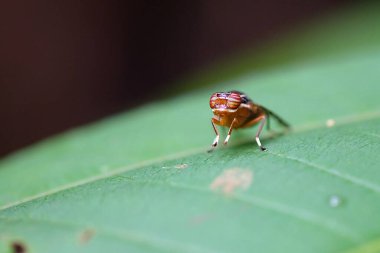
[267,151,380,194]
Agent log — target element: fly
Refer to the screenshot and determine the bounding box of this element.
[209,91,290,151]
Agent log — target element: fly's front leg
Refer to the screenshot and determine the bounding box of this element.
[255,116,267,151]
[224,118,237,145]
[211,118,220,147]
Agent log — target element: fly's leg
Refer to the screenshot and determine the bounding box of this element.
[224,118,237,145]
[255,116,267,151]
[211,119,220,147]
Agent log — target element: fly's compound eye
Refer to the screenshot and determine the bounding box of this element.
[209,93,218,109]
[227,92,241,109]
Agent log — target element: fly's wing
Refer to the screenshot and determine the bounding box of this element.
[261,106,290,128]
[228,90,289,128]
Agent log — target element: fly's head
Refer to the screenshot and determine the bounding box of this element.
[209,91,242,115]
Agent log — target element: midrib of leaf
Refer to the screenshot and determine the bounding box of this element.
[0,146,207,211]
[1,109,379,212]
[0,216,218,253]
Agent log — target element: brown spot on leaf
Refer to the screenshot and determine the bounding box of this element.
[210,168,253,195]
[78,228,96,244]
[190,214,212,226]
[11,242,26,253]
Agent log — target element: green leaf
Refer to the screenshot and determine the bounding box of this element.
[1,3,380,253]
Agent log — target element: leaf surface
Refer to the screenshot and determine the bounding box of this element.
[1,3,380,253]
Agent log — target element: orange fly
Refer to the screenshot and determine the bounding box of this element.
[209,91,289,151]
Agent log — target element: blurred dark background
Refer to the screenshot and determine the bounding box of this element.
[0,0,347,157]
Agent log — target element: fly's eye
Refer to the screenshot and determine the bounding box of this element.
[227,93,241,109]
[209,93,218,108]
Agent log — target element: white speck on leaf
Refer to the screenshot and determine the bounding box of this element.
[326,119,336,128]
[161,164,188,169]
[210,168,253,195]
[329,195,342,208]
[175,163,188,169]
